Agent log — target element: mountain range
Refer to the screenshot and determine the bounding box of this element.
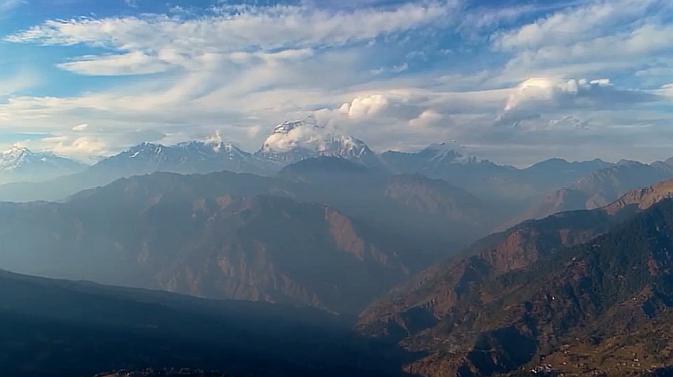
[4,120,673,376]
[0,161,505,315]
[3,121,671,242]
[8,165,673,376]
[515,160,673,225]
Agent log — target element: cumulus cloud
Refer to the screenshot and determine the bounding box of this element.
[260,117,341,153]
[338,94,390,119]
[409,109,446,128]
[504,77,616,112]
[498,77,657,125]
[41,136,108,158]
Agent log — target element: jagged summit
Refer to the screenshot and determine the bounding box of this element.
[271,117,319,135]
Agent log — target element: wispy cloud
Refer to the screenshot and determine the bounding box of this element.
[0,0,25,13]
[1,0,673,164]
[491,0,673,83]
[7,1,457,75]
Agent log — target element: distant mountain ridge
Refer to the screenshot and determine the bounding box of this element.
[0,118,647,218]
[0,146,85,184]
[1,120,669,246]
[91,140,274,176]
[0,119,623,208]
[515,159,673,223]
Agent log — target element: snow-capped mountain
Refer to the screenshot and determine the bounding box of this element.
[0,146,86,184]
[417,143,478,165]
[256,118,382,167]
[92,141,274,176]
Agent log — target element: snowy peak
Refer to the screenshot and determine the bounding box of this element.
[257,118,380,166]
[0,146,33,171]
[125,142,165,159]
[110,141,251,164]
[92,140,272,176]
[177,140,251,161]
[319,134,372,159]
[0,146,86,183]
[272,118,318,135]
[418,143,477,165]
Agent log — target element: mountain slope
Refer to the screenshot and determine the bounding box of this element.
[0,171,412,314]
[358,179,673,376]
[404,199,673,376]
[358,208,623,340]
[0,269,409,377]
[280,157,500,262]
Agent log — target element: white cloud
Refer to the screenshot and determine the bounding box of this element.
[0,0,24,13]
[0,71,39,97]
[58,51,172,76]
[41,136,108,158]
[493,0,657,51]
[2,0,673,166]
[7,2,457,75]
[491,0,673,84]
[260,117,333,153]
[0,1,465,159]
[503,77,653,114]
[493,76,661,132]
[660,83,673,97]
[370,62,409,76]
[409,109,445,128]
[339,94,390,119]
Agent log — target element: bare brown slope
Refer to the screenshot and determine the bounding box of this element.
[358,180,673,376]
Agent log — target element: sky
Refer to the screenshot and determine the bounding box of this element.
[0,0,672,166]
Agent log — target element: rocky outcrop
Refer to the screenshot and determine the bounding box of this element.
[605,179,673,214]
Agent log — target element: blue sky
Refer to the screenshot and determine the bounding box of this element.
[0,0,672,165]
